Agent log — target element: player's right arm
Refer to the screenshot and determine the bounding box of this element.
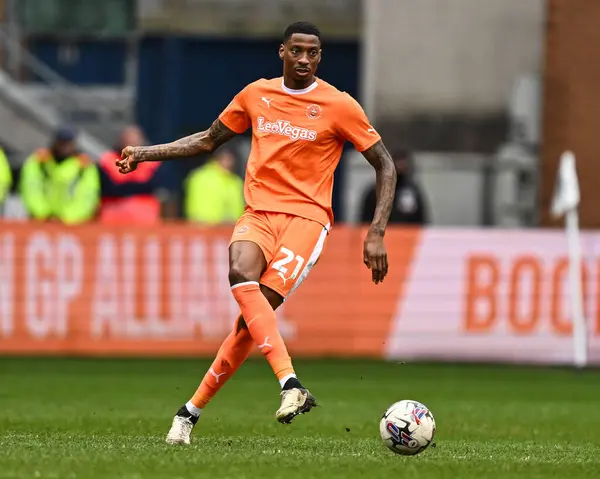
[117,119,237,174]
[118,85,252,174]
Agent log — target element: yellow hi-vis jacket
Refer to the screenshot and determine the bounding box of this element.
[0,148,12,204]
[19,149,100,224]
[184,160,245,224]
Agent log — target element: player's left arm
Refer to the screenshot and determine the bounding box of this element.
[336,93,396,284]
[361,140,397,284]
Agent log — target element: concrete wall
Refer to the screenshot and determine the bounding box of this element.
[344,150,488,226]
[137,0,360,37]
[363,0,545,119]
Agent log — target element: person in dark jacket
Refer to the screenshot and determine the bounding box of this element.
[360,148,428,225]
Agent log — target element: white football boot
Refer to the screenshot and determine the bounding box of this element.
[276,388,317,424]
[166,406,198,445]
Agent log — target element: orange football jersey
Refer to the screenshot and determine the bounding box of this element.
[219,77,381,226]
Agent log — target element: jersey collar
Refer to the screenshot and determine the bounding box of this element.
[281,78,319,95]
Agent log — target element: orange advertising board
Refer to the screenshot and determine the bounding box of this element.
[0,222,418,357]
[2,222,600,365]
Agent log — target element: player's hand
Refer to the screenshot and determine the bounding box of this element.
[116,146,140,174]
[363,230,388,284]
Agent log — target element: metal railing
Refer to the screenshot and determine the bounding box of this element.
[0,28,113,157]
[0,26,122,126]
[0,68,107,159]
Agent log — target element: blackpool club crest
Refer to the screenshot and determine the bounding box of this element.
[305,103,322,120]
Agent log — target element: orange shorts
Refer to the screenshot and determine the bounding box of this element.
[229,209,330,299]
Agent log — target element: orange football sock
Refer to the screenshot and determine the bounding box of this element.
[190,316,253,409]
[231,281,295,381]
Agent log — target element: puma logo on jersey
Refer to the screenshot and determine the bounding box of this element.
[257,117,317,141]
[261,97,273,108]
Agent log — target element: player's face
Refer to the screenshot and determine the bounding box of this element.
[280,34,322,86]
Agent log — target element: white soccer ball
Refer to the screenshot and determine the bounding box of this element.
[379,399,436,456]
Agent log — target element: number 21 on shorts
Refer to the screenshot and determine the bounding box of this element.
[272,247,305,286]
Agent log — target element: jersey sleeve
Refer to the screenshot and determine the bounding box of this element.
[336,93,381,152]
[219,85,252,134]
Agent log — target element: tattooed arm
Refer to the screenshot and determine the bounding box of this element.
[116,119,237,173]
[362,140,397,235]
[361,140,397,284]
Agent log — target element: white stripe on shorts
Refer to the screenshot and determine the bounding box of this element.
[231,281,260,291]
[284,223,330,301]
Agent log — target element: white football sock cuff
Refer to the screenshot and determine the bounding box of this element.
[185,400,203,417]
[279,373,297,389]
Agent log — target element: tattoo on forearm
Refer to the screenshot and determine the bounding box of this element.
[362,141,397,236]
[138,119,237,162]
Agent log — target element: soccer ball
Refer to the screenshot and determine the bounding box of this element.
[379,399,436,456]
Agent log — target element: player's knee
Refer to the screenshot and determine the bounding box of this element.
[228,264,260,287]
[260,284,284,311]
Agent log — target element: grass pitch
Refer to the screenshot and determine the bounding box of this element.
[1,358,599,478]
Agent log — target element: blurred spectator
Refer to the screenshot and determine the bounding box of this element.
[98,125,177,224]
[0,147,12,205]
[184,147,244,224]
[360,148,428,225]
[19,126,100,224]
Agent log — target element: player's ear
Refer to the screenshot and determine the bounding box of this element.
[279,44,285,60]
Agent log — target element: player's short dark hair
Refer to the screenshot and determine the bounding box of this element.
[283,21,321,44]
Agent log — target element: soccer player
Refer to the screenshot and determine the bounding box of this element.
[117,21,397,445]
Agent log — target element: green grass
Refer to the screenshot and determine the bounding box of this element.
[1,358,600,478]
